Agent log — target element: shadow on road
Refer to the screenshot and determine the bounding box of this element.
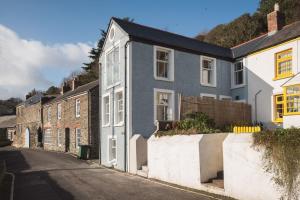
[0,147,75,200]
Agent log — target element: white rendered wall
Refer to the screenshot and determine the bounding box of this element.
[283,115,300,128]
[246,39,300,128]
[148,133,228,189]
[223,134,283,200]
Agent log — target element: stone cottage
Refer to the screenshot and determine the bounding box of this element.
[15,93,55,148]
[42,80,99,158]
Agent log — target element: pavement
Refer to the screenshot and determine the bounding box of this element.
[0,146,229,200]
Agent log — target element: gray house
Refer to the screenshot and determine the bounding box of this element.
[99,18,246,171]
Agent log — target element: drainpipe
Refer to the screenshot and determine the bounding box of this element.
[99,63,102,165]
[124,39,131,172]
[254,90,262,123]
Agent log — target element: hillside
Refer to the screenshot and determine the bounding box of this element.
[0,98,23,116]
[197,0,300,48]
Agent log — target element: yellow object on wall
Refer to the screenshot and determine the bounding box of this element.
[233,126,261,134]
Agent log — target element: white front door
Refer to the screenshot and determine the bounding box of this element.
[24,128,30,148]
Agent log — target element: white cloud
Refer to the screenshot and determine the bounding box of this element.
[0,24,92,99]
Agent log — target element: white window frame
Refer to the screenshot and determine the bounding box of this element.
[57,103,62,120]
[200,56,217,87]
[107,135,117,164]
[102,93,111,127]
[114,88,124,126]
[153,46,174,82]
[234,99,247,103]
[200,93,217,99]
[105,41,121,89]
[153,88,175,123]
[75,99,80,118]
[47,107,51,122]
[44,129,52,145]
[75,128,81,149]
[231,60,246,88]
[57,129,62,147]
[219,95,232,101]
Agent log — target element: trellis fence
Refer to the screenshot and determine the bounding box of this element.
[180,96,252,127]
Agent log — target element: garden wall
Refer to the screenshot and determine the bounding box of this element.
[223,134,294,200]
[148,133,228,189]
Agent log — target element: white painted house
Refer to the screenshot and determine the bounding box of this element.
[232,4,300,129]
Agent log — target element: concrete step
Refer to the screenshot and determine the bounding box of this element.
[141,165,148,172]
[137,169,148,178]
[211,179,224,189]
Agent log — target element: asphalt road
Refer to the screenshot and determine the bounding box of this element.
[0,146,227,200]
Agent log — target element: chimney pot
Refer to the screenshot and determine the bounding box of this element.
[274,3,279,11]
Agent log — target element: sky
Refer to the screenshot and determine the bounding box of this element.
[0,0,260,99]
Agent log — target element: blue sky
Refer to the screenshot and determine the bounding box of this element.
[0,0,260,99]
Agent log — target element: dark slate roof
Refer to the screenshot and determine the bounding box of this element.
[232,21,300,58]
[23,92,44,107]
[0,115,16,128]
[112,17,233,60]
[46,80,99,105]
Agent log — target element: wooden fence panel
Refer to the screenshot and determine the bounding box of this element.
[180,96,251,127]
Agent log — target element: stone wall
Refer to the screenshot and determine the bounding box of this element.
[14,103,42,148]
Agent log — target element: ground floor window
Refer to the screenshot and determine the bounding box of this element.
[274,94,284,122]
[44,129,52,144]
[75,128,81,148]
[108,137,117,163]
[154,89,174,122]
[284,84,300,115]
[57,129,62,146]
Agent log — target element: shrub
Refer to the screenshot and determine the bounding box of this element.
[155,112,219,137]
[253,128,300,200]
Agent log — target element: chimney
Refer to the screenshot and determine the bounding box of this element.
[267,3,285,35]
[71,77,79,91]
[61,82,71,94]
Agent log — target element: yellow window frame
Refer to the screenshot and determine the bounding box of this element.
[274,94,283,123]
[274,49,293,80]
[283,84,300,115]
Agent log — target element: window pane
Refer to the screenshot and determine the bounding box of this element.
[106,51,113,86]
[156,92,172,121]
[114,48,120,83]
[104,96,110,125]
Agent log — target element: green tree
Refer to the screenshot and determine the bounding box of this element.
[78,17,134,86]
[199,0,300,48]
[45,86,61,95]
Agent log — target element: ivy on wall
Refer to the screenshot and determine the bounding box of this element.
[253,128,300,200]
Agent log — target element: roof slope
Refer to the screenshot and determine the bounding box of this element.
[232,21,300,58]
[47,80,99,104]
[0,115,16,128]
[112,17,233,60]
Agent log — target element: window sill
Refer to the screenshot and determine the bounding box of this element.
[273,119,283,123]
[102,124,111,128]
[284,112,300,116]
[106,82,121,90]
[200,83,217,88]
[273,74,294,81]
[231,84,246,89]
[154,77,174,82]
[114,122,124,127]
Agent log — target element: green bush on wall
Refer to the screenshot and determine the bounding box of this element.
[253,128,300,200]
[155,112,219,137]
